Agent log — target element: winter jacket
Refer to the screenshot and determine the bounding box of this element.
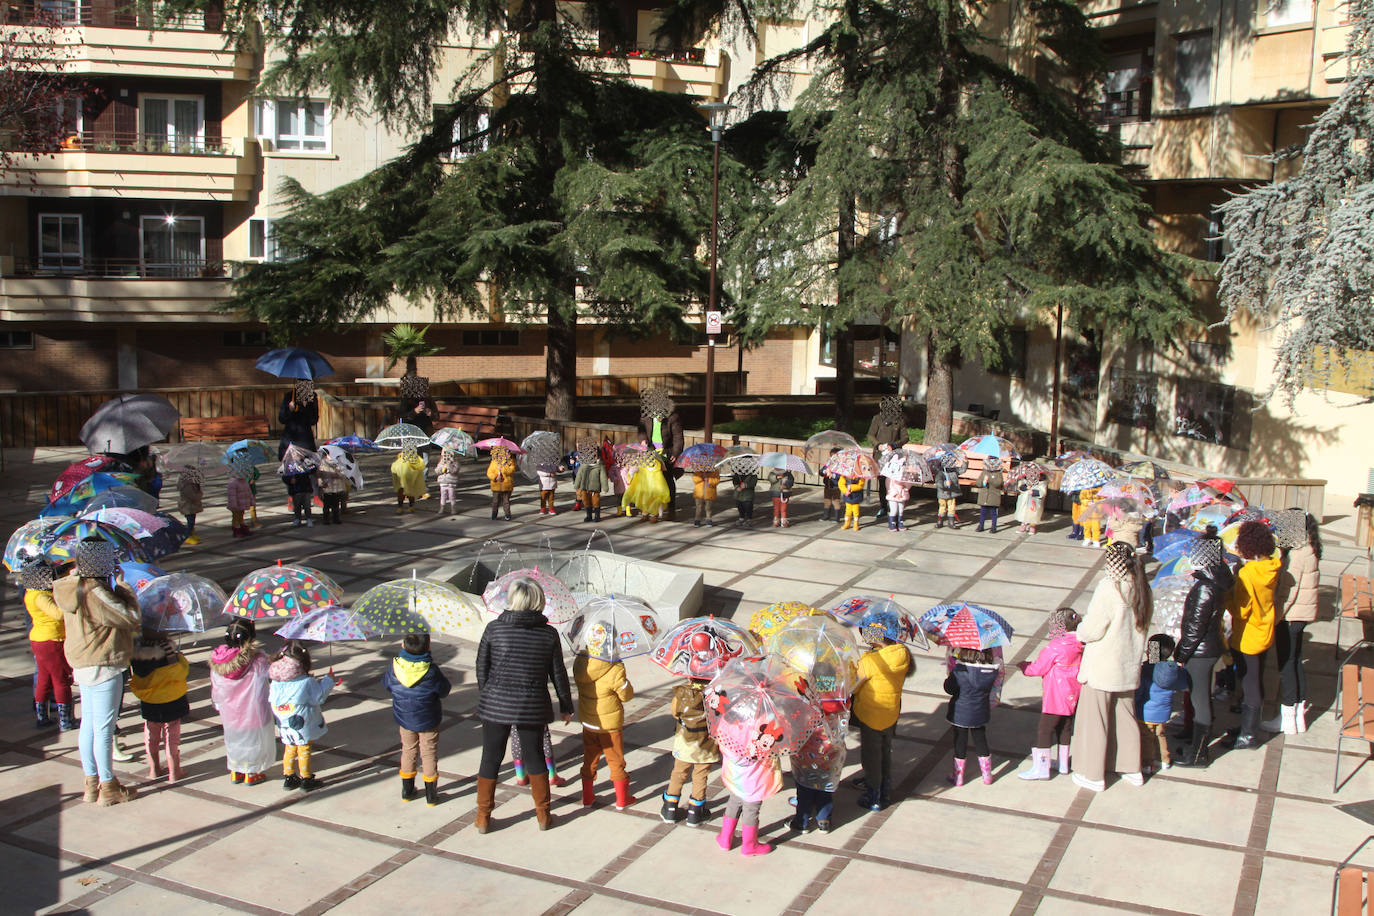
[1277,543,1320,624]
[1021,633,1083,716]
[574,657,634,731]
[278,393,318,456]
[177,477,203,515]
[732,473,758,502]
[281,471,315,496]
[853,643,910,731]
[822,469,842,499]
[1075,577,1147,693]
[935,467,962,500]
[226,476,255,512]
[52,576,141,671]
[1014,482,1046,525]
[25,589,64,642]
[640,412,684,463]
[391,453,427,498]
[1229,555,1282,655]
[671,682,720,763]
[131,644,191,723]
[574,460,607,494]
[475,608,573,726]
[536,469,558,491]
[1175,563,1235,663]
[840,476,865,505]
[885,477,912,502]
[486,457,516,493]
[436,456,462,488]
[944,662,999,728]
[767,471,794,499]
[1134,660,1189,725]
[792,709,848,792]
[692,472,720,501]
[269,668,336,745]
[382,652,452,733]
[399,397,438,434]
[720,748,783,803]
[210,643,272,731]
[866,413,907,452]
[974,470,1004,507]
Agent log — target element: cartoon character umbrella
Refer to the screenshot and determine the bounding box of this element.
[918,602,1014,650]
[959,435,1020,461]
[80,486,159,513]
[1151,527,1201,564]
[1119,460,1171,481]
[119,560,166,592]
[319,445,364,490]
[474,436,526,454]
[80,394,180,455]
[822,448,880,480]
[804,430,860,469]
[377,423,433,450]
[322,434,384,454]
[518,430,563,481]
[350,575,454,636]
[705,656,822,759]
[76,508,189,559]
[223,439,277,466]
[138,572,226,634]
[828,595,929,648]
[4,518,70,573]
[255,346,334,380]
[882,449,935,484]
[430,428,474,455]
[1060,458,1117,493]
[278,605,378,642]
[749,601,823,642]
[162,442,228,478]
[1186,503,1235,532]
[44,518,147,564]
[758,452,813,476]
[715,445,763,475]
[765,615,863,701]
[278,444,319,476]
[50,456,124,504]
[1165,484,1225,514]
[651,615,760,678]
[482,568,579,624]
[565,594,665,661]
[676,442,729,472]
[224,562,343,620]
[925,443,968,473]
[1097,478,1159,504]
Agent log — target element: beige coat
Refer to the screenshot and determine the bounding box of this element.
[1277,543,1320,624]
[1075,577,1147,693]
[52,575,141,671]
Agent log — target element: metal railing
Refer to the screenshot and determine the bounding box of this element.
[4,257,227,279]
[1097,89,1152,125]
[574,43,707,64]
[1,1,221,32]
[46,131,232,155]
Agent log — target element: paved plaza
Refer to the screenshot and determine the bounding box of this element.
[2,446,1372,915]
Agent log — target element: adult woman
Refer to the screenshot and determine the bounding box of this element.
[639,389,684,520]
[52,539,141,806]
[866,396,907,520]
[1224,520,1281,750]
[398,374,438,435]
[474,577,573,832]
[1266,510,1322,735]
[278,380,319,459]
[1069,542,1151,791]
[1172,534,1234,768]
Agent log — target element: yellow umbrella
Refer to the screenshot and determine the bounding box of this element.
[749,600,823,642]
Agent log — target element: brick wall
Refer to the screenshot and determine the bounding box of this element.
[135,326,372,388]
[0,324,117,391]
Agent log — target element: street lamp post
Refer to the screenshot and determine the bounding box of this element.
[700,101,732,444]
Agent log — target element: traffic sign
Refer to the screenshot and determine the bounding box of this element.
[706,311,723,335]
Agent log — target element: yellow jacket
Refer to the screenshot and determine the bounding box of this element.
[1228,555,1282,654]
[853,642,910,731]
[390,453,426,498]
[486,457,516,492]
[131,651,190,705]
[26,590,65,642]
[1072,487,1100,524]
[574,656,634,731]
[692,472,720,500]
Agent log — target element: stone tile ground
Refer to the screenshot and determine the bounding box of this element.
[2,446,1372,915]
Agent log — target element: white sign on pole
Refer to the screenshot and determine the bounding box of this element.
[705,311,723,335]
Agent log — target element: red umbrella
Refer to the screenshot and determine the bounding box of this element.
[50,456,122,504]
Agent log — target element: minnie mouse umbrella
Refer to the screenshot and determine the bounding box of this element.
[705,656,822,759]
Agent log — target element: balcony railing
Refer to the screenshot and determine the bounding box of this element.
[39,131,231,155]
[572,43,707,64]
[1,1,222,32]
[1097,88,1152,125]
[5,257,227,279]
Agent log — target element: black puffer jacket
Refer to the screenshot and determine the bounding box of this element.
[476,609,573,726]
[278,394,318,457]
[1175,563,1236,663]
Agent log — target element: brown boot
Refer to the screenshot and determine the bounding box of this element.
[98,778,137,807]
[83,775,99,803]
[475,776,497,834]
[528,772,553,830]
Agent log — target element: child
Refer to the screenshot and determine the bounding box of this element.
[575,623,637,809]
[210,618,274,785]
[945,647,1002,785]
[486,445,516,520]
[611,442,636,516]
[821,447,842,522]
[316,452,349,524]
[1136,634,1189,773]
[716,739,783,856]
[573,440,607,522]
[226,461,255,539]
[1067,485,1095,542]
[692,466,720,528]
[934,459,962,529]
[625,449,671,522]
[268,641,338,791]
[1078,487,1104,547]
[852,618,913,810]
[22,561,75,730]
[510,726,567,789]
[839,474,865,530]
[973,457,1004,534]
[768,469,795,527]
[732,468,758,528]
[435,447,462,515]
[661,676,720,826]
[536,459,559,516]
[1016,607,1082,779]
[279,445,317,527]
[382,633,452,805]
[391,443,427,513]
[791,697,848,832]
[130,633,190,782]
[177,466,204,545]
[886,470,911,532]
[1109,511,1145,551]
[1014,474,1047,535]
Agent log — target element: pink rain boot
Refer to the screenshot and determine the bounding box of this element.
[716,816,738,851]
[740,825,772,856]
[979,756,994,785]
[949,757,966,787]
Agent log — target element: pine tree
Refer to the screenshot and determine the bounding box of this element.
[1218,0,1374,402]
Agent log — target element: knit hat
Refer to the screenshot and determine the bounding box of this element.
[268,654,304,681]
[19,560,53,591]
[76,538,119,579]
[1270,509,1307,550]
[1103,541,1135,582]
[1188,536,1224,570]
[294,379,316,405]
[1045,607,1081,640]
[399,374,429,399]
[639,387,674,419]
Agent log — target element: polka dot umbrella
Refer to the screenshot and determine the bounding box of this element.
[748,600,824,642]
[416,586,486,639]
[224,562,343,620]
[351,575,459,636]
[482,568,580,625]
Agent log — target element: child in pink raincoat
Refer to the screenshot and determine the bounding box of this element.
[717,743,783,857]
[1016,607,1083,780]
[209,618,275,785]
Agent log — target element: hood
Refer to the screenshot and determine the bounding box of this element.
[1192,561,1236,591]
[499,609,549,629]
[269,656,305,681]
[1243,555,1282,588]
[875,642,911,672]
[392,656,432,687]
[210,642,257,679]
[1047,632,1084,662]
[580,657,616,678]
[51,576,79,608]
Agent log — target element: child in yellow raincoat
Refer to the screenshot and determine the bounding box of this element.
[840,476,866,530]
[486,445,516,520]
[390,444,427,513]
[624,452,671,522]
[1076,487,1103,548]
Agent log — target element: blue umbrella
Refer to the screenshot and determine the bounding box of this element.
[1151,528,1200,565]
[255,347,334,380]
[918,602,1014,650]
[323,435,384,454]
[140,513,191,560]
[222,439,275,466]
[119,560,166,592]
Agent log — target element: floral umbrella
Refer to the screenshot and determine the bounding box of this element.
[822,448,880,480]
[959,435,1020,461]
[749,601,824,642]
[138,572,226,634]
[804,430,861,469]
[430,428,474,455]
[706,656,822,759]
[882,449,935,484]
[1060,458,1117,493]
[162,442,228,478]
[1119,460,1171,481]
[377,423,434,450]
[278,605,378,642]
[651,615,760,678]
[613,442,650,468]
[758,452,813,476]
[676,442,729,472]
[565,594,665,661]
[4,518,70,573]
[224,562,343,620]
[80,486,159,513]
[482,567,579,624]
[918,601,1014,650]
[1004,461,1049,485]
[222,439,276,466]
[474,436,526,454]
[352,575,459,636]
[44,518,147,564]
[765,615,864,701]
[321,435,384,454]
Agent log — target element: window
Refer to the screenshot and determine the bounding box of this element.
[436,104,490,159]
[462,329,519,347]
[140,94,205,151]
[1174,32,1213,109]
[38,213,83,271]
[1107,369,1159,430]
[1205,205,1232,262]
[1174,379,1253,448]
[987,329,1029,379]
[1264,0,1314,27]
[248,218,277,261]
[140,215,205,276]
[37,0,79,22]
[254,99,329,151]
[0,330,35,349]
[223,329,270,348]
[1187,339,1227,366]
[1101,48,1154,123]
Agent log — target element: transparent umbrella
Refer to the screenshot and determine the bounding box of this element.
[349,574,446,635]
[482,568,580,624]
[224,562,343,620]
[765,615,864,701]
[804,430,860,469]
[566,594,665,661]
[138,572,226,634]
[706,656,822,759]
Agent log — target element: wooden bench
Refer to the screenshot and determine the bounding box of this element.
[1334,837,1374,915]
[1337,650,1374,793]
[902,444,994,488]
[179,416,270,442]
[432,404,507,440]
[1339,575,1374,658]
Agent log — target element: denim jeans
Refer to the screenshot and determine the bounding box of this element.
[77,674,122,781]
[795,784,835,822]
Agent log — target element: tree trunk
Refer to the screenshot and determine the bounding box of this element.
[834,325,855,429]
[925,334,954,445]
[545,305,576,420]
[405,356,417,376]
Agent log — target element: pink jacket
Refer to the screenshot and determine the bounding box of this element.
[226,477,255,512]
[1021,633,1083,716]
[886,477,911,501]
[720,748,783,803]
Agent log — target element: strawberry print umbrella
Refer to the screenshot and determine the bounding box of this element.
[224,562,343,620]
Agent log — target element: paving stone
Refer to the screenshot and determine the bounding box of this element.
[328,853,572,915]
[1049,826,1245,914]
[811,858,1021,915]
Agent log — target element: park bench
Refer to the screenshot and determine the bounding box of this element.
[1339,575,1374,658]
[179,415,271,442]
[432,404,507,440]
[902,444,994,488]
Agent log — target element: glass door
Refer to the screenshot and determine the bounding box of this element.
[140,216,204,276]
[140,95,204,151]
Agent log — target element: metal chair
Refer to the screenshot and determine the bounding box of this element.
[1336,646,1374,793]
[1332,836,1374,915]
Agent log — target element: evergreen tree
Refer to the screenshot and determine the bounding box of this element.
[1218,0,1374,401]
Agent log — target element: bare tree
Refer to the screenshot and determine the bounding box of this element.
[0,7,81,179]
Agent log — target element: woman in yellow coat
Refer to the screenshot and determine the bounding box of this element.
[390,444,427,513]
[486,445,517,520]
[1224,521,1281,750]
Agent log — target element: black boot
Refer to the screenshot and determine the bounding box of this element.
[1225,706,1263,750]
[1174,725,1212,768]
[424,778,439,806]
[401,774,417,801]
[35,700,53,728]
[936,515,944,529]
[584,507,594,522]
[660,793,680,823]
[593,507,601,521]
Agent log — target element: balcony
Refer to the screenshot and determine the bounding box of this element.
[0,256,232,323]
[2,132,258,201]
[577,44,727,99]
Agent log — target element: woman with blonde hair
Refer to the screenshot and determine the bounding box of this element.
[474,577,574,832]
